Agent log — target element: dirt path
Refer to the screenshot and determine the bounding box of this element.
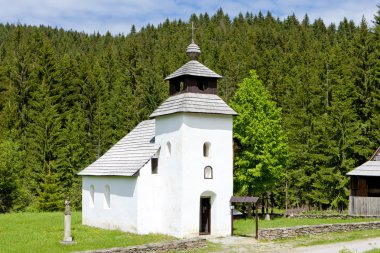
[293,237,380,253]
[207,236,380,253]
[208,236,294,253]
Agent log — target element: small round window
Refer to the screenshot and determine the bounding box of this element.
[204,166,213,179]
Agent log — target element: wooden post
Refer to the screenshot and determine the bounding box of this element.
[230,203,234,236]
[255,200,259,240]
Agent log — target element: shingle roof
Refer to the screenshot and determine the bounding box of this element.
[347,161,380,176]
[164,60,222,80]
[186,42,201,60]
[78,120,159,176]
[150,93,238,118]
[230,196,259,203]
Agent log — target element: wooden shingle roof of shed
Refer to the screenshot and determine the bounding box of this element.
[78,120,159,177]
[230,196,259,203]
[347,161,380,176]
[149,93,238,118]
[347,147,380,177]
[164,60,222,80]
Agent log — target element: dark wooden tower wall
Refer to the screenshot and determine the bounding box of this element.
[350,176,380,197]
[169,76,217,96]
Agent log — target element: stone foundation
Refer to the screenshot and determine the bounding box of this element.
[259,221,380,240]
[288,214,380,219]
[73,238,207,253]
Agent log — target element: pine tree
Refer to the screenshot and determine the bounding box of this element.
[25,37,63,211]
[0,139,24,212]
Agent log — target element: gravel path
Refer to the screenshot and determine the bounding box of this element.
[207,236,380,253]
[293,237,380,253]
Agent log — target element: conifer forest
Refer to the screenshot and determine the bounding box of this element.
[0,6,380,212]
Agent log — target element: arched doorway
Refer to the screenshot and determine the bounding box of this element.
[200,191,216,235]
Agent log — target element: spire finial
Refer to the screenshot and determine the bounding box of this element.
[190,21,198,43]
[186,22,201,60]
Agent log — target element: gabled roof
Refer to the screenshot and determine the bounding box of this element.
[347,148,380,177]
[149,93,238,118]
[164,60,222,80]
[230,196,259,203]
[347,161,380,176]
[78,120,159,177]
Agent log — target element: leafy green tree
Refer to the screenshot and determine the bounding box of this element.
[230,70,288,196]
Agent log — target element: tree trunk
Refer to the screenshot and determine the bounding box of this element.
[270,192,274,214]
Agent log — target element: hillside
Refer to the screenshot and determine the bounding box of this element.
[0,7,379,212]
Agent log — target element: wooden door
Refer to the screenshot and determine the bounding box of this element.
[199,197,211,235]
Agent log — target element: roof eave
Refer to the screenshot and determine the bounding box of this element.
[150,110,238,119]
[78,173,139,177]
[164,73,222,81]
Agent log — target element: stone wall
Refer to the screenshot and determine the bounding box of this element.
[288,214,380,219]
[73,238,207,253]
[259,221,380,240]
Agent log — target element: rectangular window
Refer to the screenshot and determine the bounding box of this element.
[151,158,158,174]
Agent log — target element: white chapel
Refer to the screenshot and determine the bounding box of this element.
[78,39,237,238]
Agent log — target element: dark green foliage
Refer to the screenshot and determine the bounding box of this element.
[0,140,24,212]
[0,5,379,212]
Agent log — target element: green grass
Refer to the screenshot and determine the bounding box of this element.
[0,212,173,253]
[233,216,380,236]
[364,249,380,253]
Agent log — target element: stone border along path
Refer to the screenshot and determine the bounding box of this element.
[288,214,380,219]
[72,238,207,253]
[259,221,380,240]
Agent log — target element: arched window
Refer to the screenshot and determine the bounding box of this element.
[175,81,184,92]
[204,166,213,179]
[197,79,208,91]
[104,185,110,209]
[166,141,171,157]
[203,142,211,157]
[90,185,95,208]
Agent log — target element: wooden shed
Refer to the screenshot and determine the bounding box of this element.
[347,148,380,215]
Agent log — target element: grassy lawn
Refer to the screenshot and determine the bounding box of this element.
[0,212,173,253]
[2,212,380,253]
[233,217,380,249]
[234,216,380,236]
[364,249,380,253]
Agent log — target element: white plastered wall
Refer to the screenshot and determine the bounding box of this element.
[82,176,138,232]
[153,113,233,237]
[180,113,233,237]
[150,114,184,237]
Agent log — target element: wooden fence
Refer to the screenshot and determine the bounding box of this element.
[349,196,380,216]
